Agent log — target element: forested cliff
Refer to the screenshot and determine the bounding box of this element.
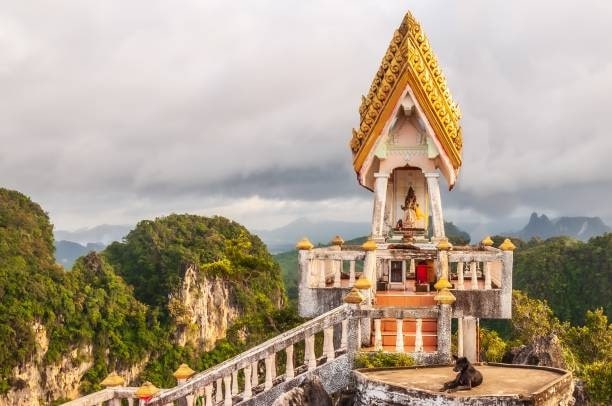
[0,188,295,405]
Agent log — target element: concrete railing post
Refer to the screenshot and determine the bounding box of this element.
[285,345,294,380]
[395,319,404,353]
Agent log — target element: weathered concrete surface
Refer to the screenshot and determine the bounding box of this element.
[453,290,504,319]
[353,364,574,405]
[298,287,350,318]
[240,355,351,406]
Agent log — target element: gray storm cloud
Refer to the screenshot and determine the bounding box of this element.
[0,0,611,231]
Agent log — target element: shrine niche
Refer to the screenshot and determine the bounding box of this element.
[392,168,427,236]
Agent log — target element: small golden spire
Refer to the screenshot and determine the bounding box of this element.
[361,238,377,251]
[100,371,124,387]
[353,275,373,290]
[173,363,196,381]
[499,238,516,251]
[295,237,314,250]
[481,236,494,246]
[436,238,453,251]
[135,381,159,401]
[434,277,452,291]
[434,288,457,304]
[344,287,365,304]
[331,235,345,246]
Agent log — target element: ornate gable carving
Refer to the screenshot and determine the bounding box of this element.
[351,12,462,174]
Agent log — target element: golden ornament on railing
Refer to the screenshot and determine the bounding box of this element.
[295,237,314,251]
[499,238,516,251]
[330,235,345,246]
[353,275,373,290]
[100,371,124,388]
[434,277,452,291]
[436,239,453,251]
[135,381,159,401]
[343,287,365,304]
[434,288,456,305]
[481,236,494,246]
[173,363,196,381]
[361,238,377,251]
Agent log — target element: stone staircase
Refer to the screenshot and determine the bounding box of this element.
[371,293,438,353]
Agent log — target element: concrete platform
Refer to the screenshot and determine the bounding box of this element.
[353,364,574,405]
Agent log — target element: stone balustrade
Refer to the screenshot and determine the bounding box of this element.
[448,247,509,291]
[62,303,455,406]
[146,304,353,405]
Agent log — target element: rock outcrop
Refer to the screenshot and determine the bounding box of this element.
[502,334,566,369]
[170,265,239,350]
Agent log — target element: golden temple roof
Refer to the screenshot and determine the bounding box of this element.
[351,12,462,175]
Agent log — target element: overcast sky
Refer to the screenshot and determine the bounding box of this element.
[1,0,612,235]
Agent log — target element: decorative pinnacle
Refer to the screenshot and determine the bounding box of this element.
[135,381,160,400]
[499,238,516,251]
[344,287,365,304]
[434,277,452,291]
[353,275,373,290]
[100,372,124,387]
[295,237,314,251]
[361,238,377,251]
[331,235,345,246]
[481,236,494,246]
[173,363,196,381]
[434,288,456,304]
[436,238,453,251]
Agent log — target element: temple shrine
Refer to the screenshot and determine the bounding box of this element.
[297,11,512,364]
[64,10,575,406]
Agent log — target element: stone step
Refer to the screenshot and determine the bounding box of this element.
[375,294,436,307]
[380,318,437,333]
[362,345,438,353]
[379,333,437,347]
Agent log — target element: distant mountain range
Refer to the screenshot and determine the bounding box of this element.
[254,218,371,253]
[511,212,611,241]
[55,240,105,269]
[54,224,132,245]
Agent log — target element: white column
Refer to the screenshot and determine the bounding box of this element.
[323,327,335,360]
[126,399,134,406]
[223,375,232,406]
[395,319,404,353]
[409,259,416,275]
[231,370,238,396]
[415,318,424,352]
[470,262,478,290]
[204,384,214,406]
[243,365,252,400]
[333,261,341,288]
[285,345,294,380]
[341,320,348,350]
[264,355,274,390]
[457,261,464,290]
[484,261,492,289]
[215,378,223,404]
[363,249,377,306]
[424,172,445,239]
[374,319,383,351]
[306,335,317,370]
[463,316,478,362]
[457,317,464,357]
[110,399,120,406]
[250,361,258,388]
[371,172,390,241]
[318,260,326,288]
[349,260,356,286]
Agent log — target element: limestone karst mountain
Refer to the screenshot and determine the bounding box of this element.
[514,212,611,241]
[0,188,291,405]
